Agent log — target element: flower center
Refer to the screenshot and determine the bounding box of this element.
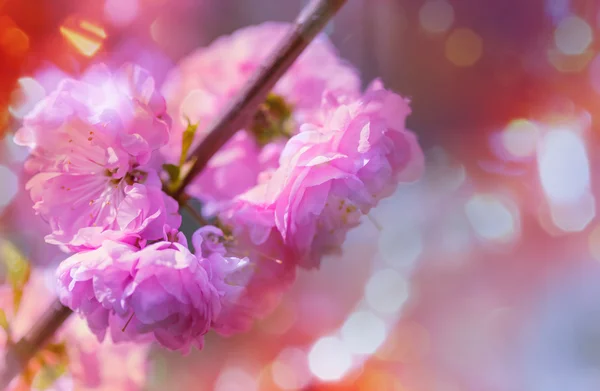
[166,230,180,243]
[250,93,294,146]
[214,219,236,245]
[107,167,149,186]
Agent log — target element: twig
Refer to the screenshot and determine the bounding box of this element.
[0,1,347,389]
[172,0,348,199]
[0,300,72,390]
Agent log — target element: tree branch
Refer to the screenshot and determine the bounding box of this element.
[0,1,347,389]
[0,300,71,390]
[172,0,348,199]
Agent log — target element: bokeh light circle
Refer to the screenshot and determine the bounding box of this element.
[308,336,352,382]
[340,311,387,355]
[271,348,311,390]
[419,0,454,34]
[554,15,592,55]
[365,269,410,314]
[445,28,483,67]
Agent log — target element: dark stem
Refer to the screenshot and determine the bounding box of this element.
[0,0,347,389]
[171,0,348,199]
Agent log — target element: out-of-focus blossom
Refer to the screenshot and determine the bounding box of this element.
[57,227,221,353]
[14,63,180,247]
[223,80,423,268]
[63,319,150,391]
[191,226,296,336]
[0,170,65,266]
[160,22,361,211]
[1,269,150,391]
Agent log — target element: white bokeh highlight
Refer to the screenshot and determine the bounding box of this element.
[538,129,590,204]
[214,367,258,391]
[554,15,593,55]
[550,192,596,232]
[340,311,387,355]
[379,229,423,272]
[271,348,311,390]
[308,336,353,382]
[465,195,518,243]
[501,119,539,158]
[365,269,410,314]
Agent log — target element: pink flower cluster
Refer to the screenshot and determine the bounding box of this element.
[57,227,231,352]
[15,64,180,248]
[222,80,424,268]
[15,22,423,353]
[160,22,361,213]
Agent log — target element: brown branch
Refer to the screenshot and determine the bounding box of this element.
[0,0,348,389]
[172,0,348,199]
[0,300,72,390]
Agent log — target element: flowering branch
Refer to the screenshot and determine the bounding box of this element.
[0,1,347,389]
[171,0,348,199]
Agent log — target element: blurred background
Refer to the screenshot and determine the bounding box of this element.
[2,0,600,390]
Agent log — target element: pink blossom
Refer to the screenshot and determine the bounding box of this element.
[14,64,180,246]
[63,317,150,391]
[223,80,424,268]
[191,226,296,336]
[185,132,282,215]
[160,22,360,210]
[56,228,221,353]
[56,239,137,338]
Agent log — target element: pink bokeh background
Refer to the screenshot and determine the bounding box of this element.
[3,0,600,390]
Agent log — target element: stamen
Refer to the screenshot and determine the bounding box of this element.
[367,213,383,232]
[122,312,135,332]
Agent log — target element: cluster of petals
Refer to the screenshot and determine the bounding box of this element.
[191,226,296,336]
[160,22,361,210]
[56,224,297,350]
[56,227,219,353]
[13,19,426,357]
[15,64,180,247]
[222,80,424,268]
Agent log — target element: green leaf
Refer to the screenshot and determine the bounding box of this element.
[162,163,180,185]
[1,240,31,313]
[162,118,199,193]
[0,308,10,339]
[179,119,198,167]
